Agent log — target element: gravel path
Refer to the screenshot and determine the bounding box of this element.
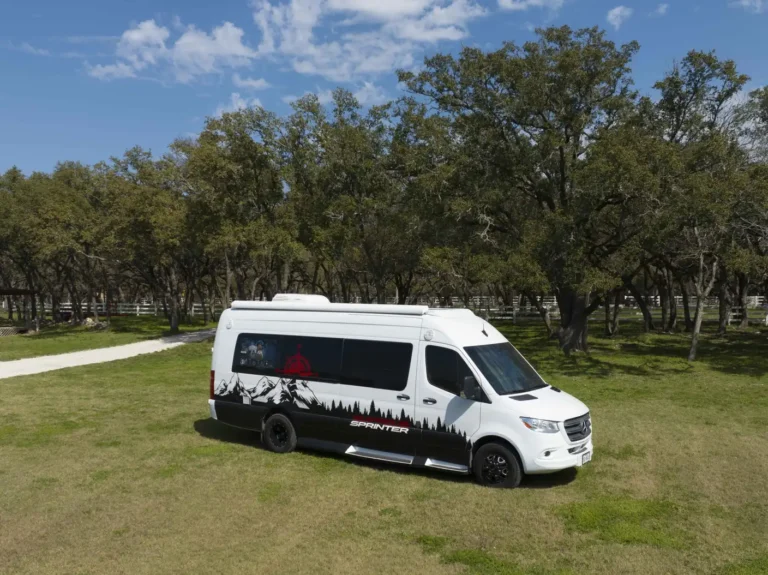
[0,329,216,380]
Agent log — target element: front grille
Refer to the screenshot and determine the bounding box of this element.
[564,413,591,442]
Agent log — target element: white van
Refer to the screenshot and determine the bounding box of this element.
[209,295,592,488]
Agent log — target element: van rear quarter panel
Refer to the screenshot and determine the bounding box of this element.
[211,310,423,435]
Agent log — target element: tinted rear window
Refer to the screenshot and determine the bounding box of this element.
[233,334,341,382]
[341,339,413,391]
[232,334,412,390]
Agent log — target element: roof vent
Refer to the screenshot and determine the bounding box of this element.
[271,293,330,304]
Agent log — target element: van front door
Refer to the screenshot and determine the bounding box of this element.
[415,343,483,468]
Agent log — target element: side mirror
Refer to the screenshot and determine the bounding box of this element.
[463,376,480,401]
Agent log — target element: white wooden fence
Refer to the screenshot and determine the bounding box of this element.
[2,294,765,318]
[33,302,223,317]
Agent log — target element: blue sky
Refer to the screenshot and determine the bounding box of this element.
[2,0,767,174]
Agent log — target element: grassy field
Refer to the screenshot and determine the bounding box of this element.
[0,316,216,361]
[0,323,766,575]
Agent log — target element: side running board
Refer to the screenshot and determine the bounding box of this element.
[424,458,469,473]
[345,445,414,465]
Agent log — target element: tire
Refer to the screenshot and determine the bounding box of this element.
[262,413,297,454]
[473,442,522,488]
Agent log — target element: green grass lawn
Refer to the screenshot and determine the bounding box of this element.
[0,324,766,574]
[0,316,216,361]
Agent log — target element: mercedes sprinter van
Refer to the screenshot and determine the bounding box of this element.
[209,295,592,487]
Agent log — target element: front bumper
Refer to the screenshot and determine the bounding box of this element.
[524,436,593,474]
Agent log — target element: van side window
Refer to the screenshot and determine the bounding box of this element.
[232,334,342,382]
[426,345,473,397]
[233,334,282,376]
[281,336,342,382]
[341,340,413,391]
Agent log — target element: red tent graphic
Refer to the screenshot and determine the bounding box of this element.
[276,345,318,378]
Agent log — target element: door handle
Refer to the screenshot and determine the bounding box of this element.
[423,398,437,405]
[397,394,410,401]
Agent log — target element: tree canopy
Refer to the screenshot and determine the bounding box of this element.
[2,26,768,361]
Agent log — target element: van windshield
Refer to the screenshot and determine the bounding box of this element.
[464,342,547,395]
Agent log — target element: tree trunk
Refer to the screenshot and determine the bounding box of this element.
[688,257,718,362]
[716,273,731,336]
[104,283,111,326]
[375,284,387,304]
[737,273,749,328]
[604,296,613,336]
[524,291,554,337]
[611,289,622,335]
[92,292,100,323]
[6,296,13,321]
[224,252,232,309]
[666,277,677,332]
[52,294,60,322]
[688,296,705,361]
[659,281,669,332]
[169,297,180,334]
[623,277,655,332]
[30,291,39,332]
[681,282,694,332]
[556,289,599,355]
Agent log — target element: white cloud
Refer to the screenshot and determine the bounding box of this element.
[654,3,669,16]
[88,2,487,85]
[732,0,765,12]
[607,5,633,30]
[13,42,50,56]
[353,82,388,104]
[498,0,564,11]
[87,62,137,80]
[252,0,486,82]
[91,19,257,83]
[173,22,257,82]
[389,0,486,41]
[116,19,169,71]
[215,92,263,116]
[232,73,270,90]
[327,0,435,19]
[316,89,335,105]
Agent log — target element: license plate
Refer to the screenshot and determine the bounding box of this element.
[581,451,592,465]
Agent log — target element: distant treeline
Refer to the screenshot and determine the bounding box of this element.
[2,26,768,361]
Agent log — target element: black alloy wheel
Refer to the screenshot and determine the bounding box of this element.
[481,453,509,484]
[263,413,297,453]
[473,443,522,488]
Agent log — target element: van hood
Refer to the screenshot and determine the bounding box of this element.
[503,386,588,422]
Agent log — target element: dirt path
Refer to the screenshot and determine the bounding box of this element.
[0,329,215,380]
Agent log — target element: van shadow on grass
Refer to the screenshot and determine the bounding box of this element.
[193,418,577,489]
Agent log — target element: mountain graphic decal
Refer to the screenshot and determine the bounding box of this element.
[216,374,320,409]
[214,341,471,448]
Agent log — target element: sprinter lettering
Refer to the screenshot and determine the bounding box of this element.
[350,420,409,434]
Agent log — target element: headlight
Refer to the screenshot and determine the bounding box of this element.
[520,417,560,433]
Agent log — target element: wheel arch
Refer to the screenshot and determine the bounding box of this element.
[262,406,294,431]
[471,435,524,471]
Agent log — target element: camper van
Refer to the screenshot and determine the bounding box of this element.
[209,295,592,488]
